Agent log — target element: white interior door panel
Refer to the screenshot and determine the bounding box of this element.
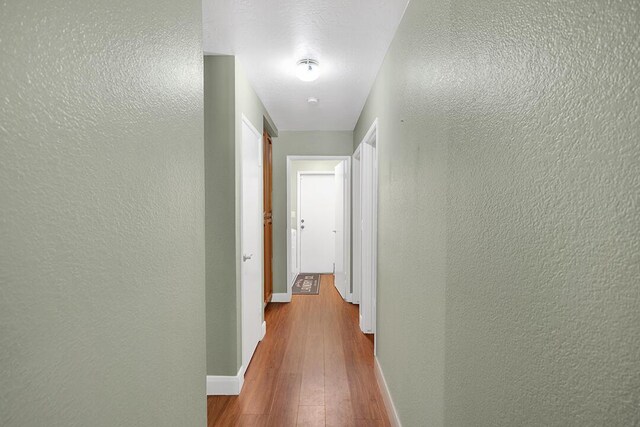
[241,117,263,370]
[298,173,335,273]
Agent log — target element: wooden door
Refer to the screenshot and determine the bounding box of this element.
[263,131,273,304]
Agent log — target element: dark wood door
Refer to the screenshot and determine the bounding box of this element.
[263,130,273,304]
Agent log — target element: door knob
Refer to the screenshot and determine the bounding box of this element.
[242,254,253,262]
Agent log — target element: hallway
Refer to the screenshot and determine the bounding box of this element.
[207,275,389,426]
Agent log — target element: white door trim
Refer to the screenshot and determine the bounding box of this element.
[369,120,379,340]
[285,155,351,301]
[352,146,362,305]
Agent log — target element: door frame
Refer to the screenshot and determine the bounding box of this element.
[296,171,336,275]
[285,155,351,302]
[354,119,378,349]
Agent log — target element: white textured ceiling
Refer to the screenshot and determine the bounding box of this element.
[202,0,409,131]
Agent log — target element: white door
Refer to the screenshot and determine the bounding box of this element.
[359,142,375,334]
[298,173,335,273]
[352,152,361,304]
[241,117,263,370]
[334,161,347,299]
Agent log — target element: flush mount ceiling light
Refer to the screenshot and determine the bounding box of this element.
[296,59,320,82]
[307,97,319,105]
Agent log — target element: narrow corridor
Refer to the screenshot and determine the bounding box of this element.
[207,275,389,426]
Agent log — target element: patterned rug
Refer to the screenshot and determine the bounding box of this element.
[292,273,320,295]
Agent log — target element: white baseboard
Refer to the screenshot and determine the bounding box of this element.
[208,322,265,396]
[346,293,353,303]
[271,292,291,303]
[206,365,246,395]
[374,357,401,427]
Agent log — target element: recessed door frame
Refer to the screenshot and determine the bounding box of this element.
[285,155,351,302]
[354,119,378,349]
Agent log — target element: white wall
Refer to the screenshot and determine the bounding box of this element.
[290,160,342,227]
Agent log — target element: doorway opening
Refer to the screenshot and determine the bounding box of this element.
[285,156,351,302]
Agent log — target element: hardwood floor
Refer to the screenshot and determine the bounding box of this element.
[207,275,390,427]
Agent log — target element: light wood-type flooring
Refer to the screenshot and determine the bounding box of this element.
[207,274,390,426]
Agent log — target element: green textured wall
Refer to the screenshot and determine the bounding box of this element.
[204,56,237,376]
[204,56,276,375]
[272,131,353,294]
[355,0,640,425]
[1,0,206,425]
[354,1,448,420]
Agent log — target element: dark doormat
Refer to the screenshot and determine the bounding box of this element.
[292,273,320,295]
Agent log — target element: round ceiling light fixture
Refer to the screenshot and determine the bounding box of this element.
[296,59,320,82]
[307,97,319,105]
